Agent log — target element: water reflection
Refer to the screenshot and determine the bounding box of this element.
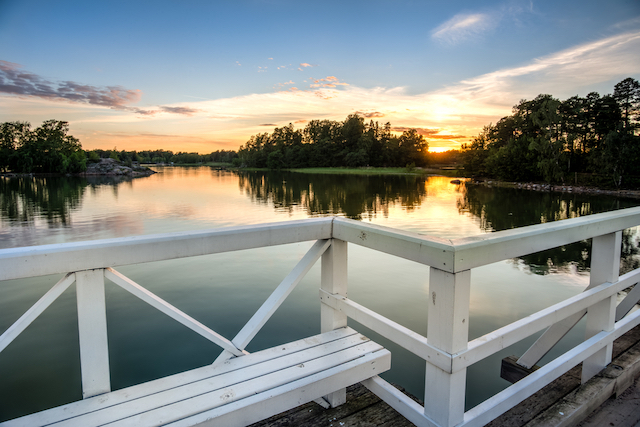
[0,175,149,247]
[458,183,640,275]
[237,170,429,220]
[0,176,87,227]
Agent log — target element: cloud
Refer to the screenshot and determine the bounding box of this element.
[452,30,640,103]
[159,106,201,116]
[429,133,468,139]
[432,13,495,45]
[0,61,204,117]
[298,63,318,71]
[355,111,386,118]
[309,76,349,89]
[259,123,278,127]
[392,127,439,136]
[0,60,141,108]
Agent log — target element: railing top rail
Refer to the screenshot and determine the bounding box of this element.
[2,206,640,280]
[334,206,640,272]
[450,206,640,271]
[0,218,333,281]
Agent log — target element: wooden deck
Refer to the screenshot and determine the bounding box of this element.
[250,383,418,427]
[255,324,640,427]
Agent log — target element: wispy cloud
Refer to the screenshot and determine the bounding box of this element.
[431,2,535,45]
[432,13,495,45]
[355,111,385,118]
[159,106,201,116]
[309,76,349,88]
[0,60,141,108]
[0,60,202,117]
[452,30,640,104]
[298,62,318,71]
[392,126,440,136]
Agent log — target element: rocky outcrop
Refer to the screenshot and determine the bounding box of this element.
[84,158,155,176]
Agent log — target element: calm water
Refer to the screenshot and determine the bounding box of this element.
[1,166,639,421]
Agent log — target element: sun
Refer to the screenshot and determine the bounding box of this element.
[428,147,452,153]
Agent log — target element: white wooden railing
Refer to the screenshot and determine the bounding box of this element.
[2,208,640,426]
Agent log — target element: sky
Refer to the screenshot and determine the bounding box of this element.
[1,0,639,154]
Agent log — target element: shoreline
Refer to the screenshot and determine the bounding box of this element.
[467,178,640,199]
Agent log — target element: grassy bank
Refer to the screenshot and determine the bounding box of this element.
[288,167,463,176]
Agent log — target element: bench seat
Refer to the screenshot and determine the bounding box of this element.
[2,327,390,427]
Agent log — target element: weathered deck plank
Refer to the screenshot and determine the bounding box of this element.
[250,383,418,427]
[255,324,640,427]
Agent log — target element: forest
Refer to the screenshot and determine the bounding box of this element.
[0,120,238,174]
[460,77,640,188]
[237,114,429,169]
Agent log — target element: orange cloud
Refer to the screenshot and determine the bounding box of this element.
[355,111,385,118]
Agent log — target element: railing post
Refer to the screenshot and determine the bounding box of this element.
[425,267,471,427]
[582,231,621,383]
[76,268,111,398]
[321,238,348,407]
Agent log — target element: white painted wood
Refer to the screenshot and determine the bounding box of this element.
[313,397,331,409]
[451,207,640,272]
[320,238,348,407]
[75,269,110,398]
[319,289,451,372]
[424,268,471,427]
[104,268,246,357]
[582,232,621,383]
[517,266,640,369]
[1,328,361,427]
[462,280,623,371]
[462,330,611,427]
[232,239,330,350]
[52,341,385,426]
[332,217,456,272]
[2,328,390,427]
[362,376,437,427]
[0,218,333,281]
[0,273,75,354]
[516,310,586,369]
[164,349,390,427]
[616,282,640,321]
[613,304,640,340]
[333,207,640,273]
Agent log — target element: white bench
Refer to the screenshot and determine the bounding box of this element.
[2,327,390,427]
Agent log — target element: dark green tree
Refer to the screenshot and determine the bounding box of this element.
[0,121,31,172]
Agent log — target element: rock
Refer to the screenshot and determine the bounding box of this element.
[84,158,155,176]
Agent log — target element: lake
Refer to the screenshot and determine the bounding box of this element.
[1,166,639,422]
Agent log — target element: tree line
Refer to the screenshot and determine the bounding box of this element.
[88,148,238,166]
[0,120,239,174]
[460,77,640,188]
[237,114,429,169]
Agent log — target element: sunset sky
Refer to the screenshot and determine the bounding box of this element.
[1,0,639,153]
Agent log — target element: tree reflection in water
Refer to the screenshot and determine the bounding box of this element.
[457,183,640,275]
[0,175,136,227]
[237,170,428,220]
